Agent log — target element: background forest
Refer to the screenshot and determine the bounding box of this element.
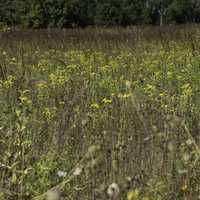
[0,0,200,28]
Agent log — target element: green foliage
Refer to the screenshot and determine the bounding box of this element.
[0,0,200,28]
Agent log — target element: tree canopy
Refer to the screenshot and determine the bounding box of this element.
[0,0,199,28]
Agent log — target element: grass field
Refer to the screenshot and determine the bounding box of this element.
[1,25,200,200]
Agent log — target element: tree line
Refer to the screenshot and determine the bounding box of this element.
[0,0,200,28]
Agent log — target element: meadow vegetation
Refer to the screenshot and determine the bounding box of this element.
[1,25,200,200]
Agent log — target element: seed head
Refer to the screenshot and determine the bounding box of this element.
[107,183,120,200]
[46,189,60,200]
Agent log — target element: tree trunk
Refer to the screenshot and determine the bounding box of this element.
[160,13,163,26]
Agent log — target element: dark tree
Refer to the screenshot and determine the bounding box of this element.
[0,0,200,28]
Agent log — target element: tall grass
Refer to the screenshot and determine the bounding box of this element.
[1,25,200,200]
